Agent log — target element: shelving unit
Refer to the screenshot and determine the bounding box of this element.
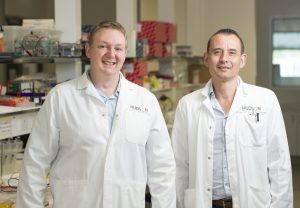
[152,83,203,105]
[1,56,82,64]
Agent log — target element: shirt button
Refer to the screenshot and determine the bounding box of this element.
[208,156,211,159]
[207,188,211,192]
[209,126,212,130]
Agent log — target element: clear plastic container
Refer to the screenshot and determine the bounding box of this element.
[2,26,30,53]
[33,29,62,57]
[59,43,82,57]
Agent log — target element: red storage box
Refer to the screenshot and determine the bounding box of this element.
[165,23,177,43]
[138,21,167,42]
[163,43,172,57]
[148,42,164,58]
[134,60,148,77]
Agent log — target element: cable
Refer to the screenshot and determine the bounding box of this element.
[0,172,19,193]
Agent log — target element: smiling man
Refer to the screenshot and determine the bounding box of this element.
[172,28,293,208]
[17,20,176,208]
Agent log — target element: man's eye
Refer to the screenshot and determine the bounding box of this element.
[98,45,107,49]
[115,47,123,52]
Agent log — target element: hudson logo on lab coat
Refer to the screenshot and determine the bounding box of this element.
[242,105,266,123]
[129,105,149,113]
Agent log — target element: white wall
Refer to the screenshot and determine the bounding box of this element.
[175,0,256,84]
[256,0,300,107]
[158,0,175,23]
[116,0,137,57]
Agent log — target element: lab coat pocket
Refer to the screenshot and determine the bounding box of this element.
[123,183,146,208]
[125,110,150,145]
[184,188,195,208]
[239,113,267,147]
[51,179,88,207]
[247,185,270,207]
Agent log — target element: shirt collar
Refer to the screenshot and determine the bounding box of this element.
[86,69,121,99]
[208,78,241,97]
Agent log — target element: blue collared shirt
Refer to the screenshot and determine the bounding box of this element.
[87,71,120,133]
[209,85,232,200]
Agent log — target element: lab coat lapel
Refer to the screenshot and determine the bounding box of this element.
[109,76,134,138]
[228,77,246,116]
[76,71,101,100]
[201,80,215,117]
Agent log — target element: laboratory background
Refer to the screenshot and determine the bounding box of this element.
[0,0,299,207]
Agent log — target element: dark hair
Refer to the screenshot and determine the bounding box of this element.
[88,20,127,46]
[206,28,245,54]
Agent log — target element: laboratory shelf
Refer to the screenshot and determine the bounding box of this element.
[0,56,82,64]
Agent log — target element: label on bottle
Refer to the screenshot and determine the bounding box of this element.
[0,33,3,53]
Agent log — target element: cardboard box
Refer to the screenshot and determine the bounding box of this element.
[147,59,160,72]
[188,64,211,84]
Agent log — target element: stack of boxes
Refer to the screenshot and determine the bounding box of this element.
[122,60,148,86]
[137,21,177,58]
[124,21,177,86]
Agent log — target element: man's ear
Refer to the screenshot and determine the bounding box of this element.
[240,53,247,69]
[203,52,209,67]
[85,43,91,58]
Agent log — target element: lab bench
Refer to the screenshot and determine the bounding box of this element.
[0,105,40,140]
[0,105,40,207]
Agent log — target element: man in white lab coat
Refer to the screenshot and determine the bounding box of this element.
[172,28,293,208]
[16,20,176,208]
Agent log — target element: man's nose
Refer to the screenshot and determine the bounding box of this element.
[220,52,229,62]
[106,47,115,56]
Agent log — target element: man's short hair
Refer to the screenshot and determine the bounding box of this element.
[206,28,245,54]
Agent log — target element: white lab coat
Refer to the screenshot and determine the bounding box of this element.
[172,77,293,208]
[16,72,176,208]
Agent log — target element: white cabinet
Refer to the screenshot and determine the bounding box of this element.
[0,106,40,140]
[0,106,40,180]
[283,111,300,156]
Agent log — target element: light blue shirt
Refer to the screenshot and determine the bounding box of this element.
[87,71,120,133]
[209,85,232,200]
[96,87,119,133]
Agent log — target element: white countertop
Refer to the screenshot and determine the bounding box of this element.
[0,106,40,115]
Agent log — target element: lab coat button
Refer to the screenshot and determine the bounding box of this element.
[208,156,211,159]
[207,188,211,192]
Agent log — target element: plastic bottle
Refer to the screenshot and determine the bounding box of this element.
[0,25,4,53]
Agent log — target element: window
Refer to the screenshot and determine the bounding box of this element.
[272,17,300,86]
